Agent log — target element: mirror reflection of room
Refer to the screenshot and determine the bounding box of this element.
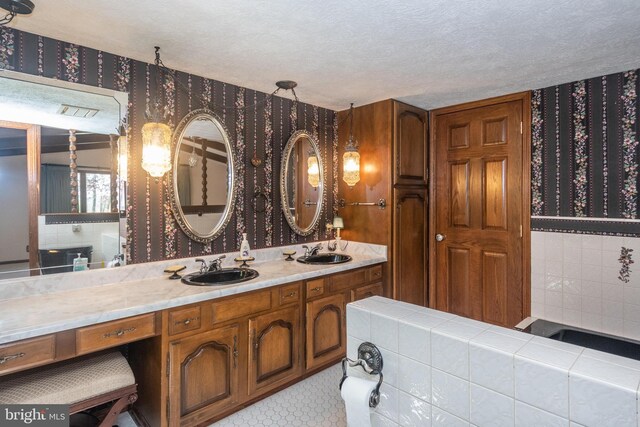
[176,116,229,237]
[0,71,128,279]
[286,136,320,231]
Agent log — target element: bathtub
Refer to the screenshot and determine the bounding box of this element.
[518,318,640,360]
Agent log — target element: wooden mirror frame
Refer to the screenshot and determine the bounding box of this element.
[280,130,325,236]
[168,109,236,244]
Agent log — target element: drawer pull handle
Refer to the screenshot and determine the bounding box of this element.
[0,352,25,365]
[103,327,136,339]
[311,287,322,292]
[285,292,297,298]
[175,317,199,326]
[373,271,381,277]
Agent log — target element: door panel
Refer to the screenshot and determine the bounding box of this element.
[450,162,470,228]
[434,99,524,327]
[248,306,301,395]
[483,158,507,230]
[169,324,239,426]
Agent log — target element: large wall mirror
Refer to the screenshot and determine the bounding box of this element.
[0,70,128,280]
[169,109,236,243]
[280,130,324,236]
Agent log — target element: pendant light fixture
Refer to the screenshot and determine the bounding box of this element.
[141,47,172,178]
[0,0,34,26]
[307,151,320,188]
[343,103,360,187]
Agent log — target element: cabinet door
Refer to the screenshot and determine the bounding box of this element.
[305,293,346,370]
[394,188,428,306]
[394,102,428,186]
[248,306,301,395]
[169,324,239,426]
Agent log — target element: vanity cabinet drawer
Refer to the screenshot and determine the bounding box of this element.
[367,265,383,282]
[279,283,301,306]
[305,279,325,299]
[328,269,367,293]
[351,282,383,302]
[0,335,56,375]
[76,313,157,355]
[211,289,272,324]
[168,306,202,336]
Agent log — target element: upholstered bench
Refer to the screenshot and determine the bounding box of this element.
[0,351,137,427]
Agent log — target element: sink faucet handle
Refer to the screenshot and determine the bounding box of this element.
[195,258,207,273]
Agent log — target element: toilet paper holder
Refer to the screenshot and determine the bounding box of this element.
[339,342,384,408]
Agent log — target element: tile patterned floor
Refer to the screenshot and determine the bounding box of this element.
[211,363,346,427]
[116,363,346,427]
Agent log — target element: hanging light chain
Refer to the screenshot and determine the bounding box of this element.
[152,47,297,115]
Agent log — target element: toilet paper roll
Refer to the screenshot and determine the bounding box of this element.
[340,376,377,427]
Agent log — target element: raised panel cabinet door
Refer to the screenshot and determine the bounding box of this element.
[393,188,428,306]
[169,324,239,426]
[394,102,428,186]
[305,293,346,370]
[248,306,301,395]
[433,99,524,327]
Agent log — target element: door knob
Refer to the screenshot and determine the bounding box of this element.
[435,234,446,242]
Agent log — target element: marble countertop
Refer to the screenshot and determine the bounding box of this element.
[0,248,386,344]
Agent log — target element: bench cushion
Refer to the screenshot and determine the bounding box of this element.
[0,352,135,405]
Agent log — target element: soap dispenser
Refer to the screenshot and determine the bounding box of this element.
[240,233,251,258]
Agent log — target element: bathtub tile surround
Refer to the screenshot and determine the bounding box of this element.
[531,230,640,340]
[347,296,640,427]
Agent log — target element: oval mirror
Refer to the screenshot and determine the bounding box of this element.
[169,109,236,243]
[281,130,324,236]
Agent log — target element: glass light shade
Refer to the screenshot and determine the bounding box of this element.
[141,122,172,178]
[307,154,320,188]
[332,216,344,229]
[342,149,360,187]
[117,133,128,182]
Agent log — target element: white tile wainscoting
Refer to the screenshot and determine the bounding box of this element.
[346,296,640,427]
[531,231,640,340]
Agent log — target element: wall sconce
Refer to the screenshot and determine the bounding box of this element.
[332,216,344,238]
[141,47,172,178]
[307,151,320,188]
[343,103,360,187]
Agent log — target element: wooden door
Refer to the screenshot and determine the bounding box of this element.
[394,102,428,186]
[433,97,527,327]
[169,324,239,426]
[394,188,428,306]
[248,306,301,395]
[305,293,345,370]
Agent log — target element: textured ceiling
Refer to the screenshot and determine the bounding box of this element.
[7,0,640,111]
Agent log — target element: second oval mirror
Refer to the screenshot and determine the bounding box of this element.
[170,109,236,243]
[281,130,324,236]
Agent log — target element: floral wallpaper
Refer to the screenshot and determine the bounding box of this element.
[531,68,640,236]
[0,27,337,263]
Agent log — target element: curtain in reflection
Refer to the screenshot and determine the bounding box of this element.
[177,164,191,206]
[40,164,71,213]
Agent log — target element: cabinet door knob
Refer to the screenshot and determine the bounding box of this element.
[435,234,446,242]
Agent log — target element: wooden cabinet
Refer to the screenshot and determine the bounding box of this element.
[168,324,239,426]
[305,293,345,370]
[394,188,428,306]
[304,265,384,371]
[338,99,429,306]
[248,307,301,395]
[394,102,429,186]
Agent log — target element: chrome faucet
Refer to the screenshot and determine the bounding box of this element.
[195,255,226,273]
[302,243,323,257]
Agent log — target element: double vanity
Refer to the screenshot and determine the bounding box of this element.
[0,242,386,426]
